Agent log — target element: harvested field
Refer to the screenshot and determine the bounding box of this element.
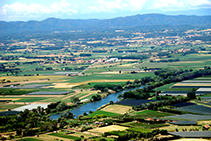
[197,120,211,125]
[174,105,211,115]
[52,83,76,88]
[100,71,120,74]
[165,114,211,120]
[89,125,128,133]
[116,99,159,106]
[101,104,133,114]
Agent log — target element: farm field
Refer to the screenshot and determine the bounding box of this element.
[168,131,211,138]
[159,125,201,132]
[153,83,176,92]
[100,104,134,114]
[0,21,211,141]
[133,110,156,115]
[174,105,211,115]
[116,99,159,106]
[88,125,129,133]
[164,114,211,121]
[0,103,26,111]
[87,110,120,117]
[66,72,155,83]
[121,121,169,129]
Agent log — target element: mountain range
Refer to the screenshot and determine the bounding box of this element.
[0,13,211,35]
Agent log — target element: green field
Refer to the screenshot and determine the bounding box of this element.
[134,110,156,115]
[153,83,176,92]
[48,133,81,140]
[0,103,26,111]
[75,81,126,89]
[87,110,120,117]
[67,72,155,83]
[0,89,38,95]
[126,127,151,133]
[14,97,48,102]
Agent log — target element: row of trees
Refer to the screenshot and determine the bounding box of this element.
[120,67,211,100]
[133,96,189,111]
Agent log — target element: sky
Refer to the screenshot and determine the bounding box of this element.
[0,0,211,21]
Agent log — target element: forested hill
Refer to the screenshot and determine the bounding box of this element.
[0,13,211,34]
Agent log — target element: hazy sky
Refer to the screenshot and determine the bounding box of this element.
[0,0,211,21]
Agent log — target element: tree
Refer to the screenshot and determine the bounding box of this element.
[126,81,132,85]
[134,79,139,84]
[70,96,80,104]
[56,102,68,111]
[109,100,114,105]
[91,94,101,101]
[187,91,196,99]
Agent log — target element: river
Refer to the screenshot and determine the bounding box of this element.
[50,86,143,120]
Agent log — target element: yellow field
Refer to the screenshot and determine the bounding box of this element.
[101,104,134,114]
[197,120,211,125]
[52,83,77,88]
[53,79,134,88]
[89,125,128,133]
[99,71,120,74]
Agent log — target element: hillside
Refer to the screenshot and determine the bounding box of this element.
[0,13,211,35]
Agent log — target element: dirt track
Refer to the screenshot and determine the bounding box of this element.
[79,93,93,100]
[62,92,80,100]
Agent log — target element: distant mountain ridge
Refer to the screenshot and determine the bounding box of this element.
[0,13,211,35]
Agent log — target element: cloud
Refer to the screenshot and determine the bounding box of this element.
[0,0,77,20]
[150,0,211,11]
[0,0,210,21]
[126,0,147,10]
